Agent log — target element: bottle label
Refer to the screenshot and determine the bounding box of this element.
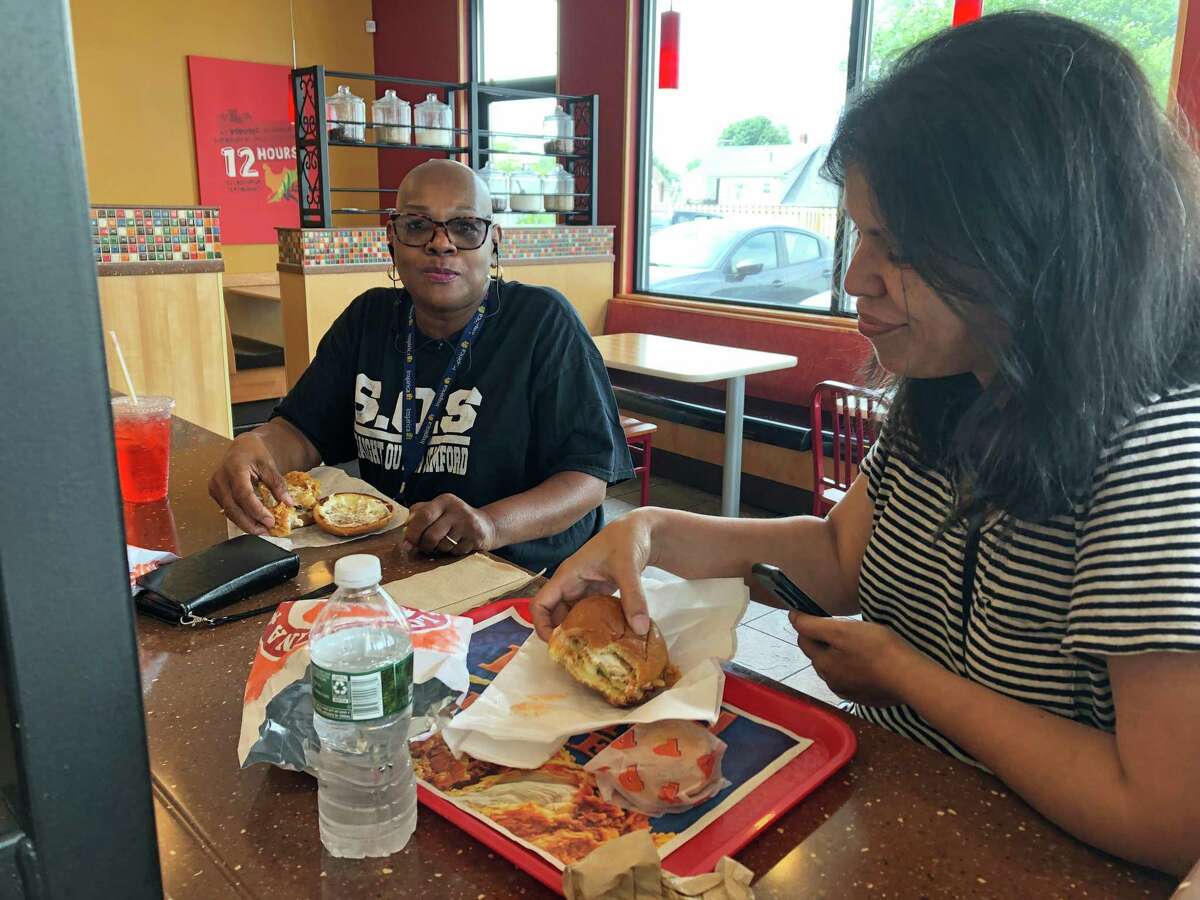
[311,652,413,722]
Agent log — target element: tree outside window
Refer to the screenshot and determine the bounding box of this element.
[870,0,1179,103]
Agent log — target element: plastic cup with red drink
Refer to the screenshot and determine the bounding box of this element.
[111,396,174,503]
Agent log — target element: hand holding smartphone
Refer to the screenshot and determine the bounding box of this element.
[751,563,831,618]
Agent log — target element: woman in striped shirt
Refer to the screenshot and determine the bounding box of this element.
[534,11,1200,875]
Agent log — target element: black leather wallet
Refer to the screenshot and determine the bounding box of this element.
[136,535,300,625]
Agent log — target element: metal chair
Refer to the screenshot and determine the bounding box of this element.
[810,380,885,516]
[621,416,657,507]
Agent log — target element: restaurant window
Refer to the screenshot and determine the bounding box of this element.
[638,0,1181,315]
[479,0,557,85]
[637,0,855,313]
[475,0,560,225]
[638,0,854,314]
[868,0,1180,104]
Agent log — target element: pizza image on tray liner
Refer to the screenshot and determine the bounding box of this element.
[412,606,816,872]
[412,733,672,865]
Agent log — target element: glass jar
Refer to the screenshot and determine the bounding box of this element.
[543,104,574,155]
[542,164,574,212]
[479,162,510,213]
[414,93,453,147]
[326,85,365,143]
[371,90,411,145]
[508,165,543,213]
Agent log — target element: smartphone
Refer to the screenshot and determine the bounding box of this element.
[751,563,831,618]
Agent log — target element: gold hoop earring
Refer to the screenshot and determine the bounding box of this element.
[388,262,400,285]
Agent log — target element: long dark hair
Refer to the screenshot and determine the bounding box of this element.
[824,10,1200,524]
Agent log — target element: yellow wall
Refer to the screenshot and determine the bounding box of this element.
[98,272,233,437]
[506,260,614,335]
[69,0,379,275]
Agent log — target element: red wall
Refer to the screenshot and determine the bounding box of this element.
[558,0,639,235]
[371,0,465,203]
[1176,2,1200,132]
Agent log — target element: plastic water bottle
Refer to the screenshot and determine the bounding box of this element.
[310,554,417,857]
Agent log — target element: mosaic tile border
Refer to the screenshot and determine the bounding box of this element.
[278,227,391,269]
[91,205,222,269]
[277,225,614,269]
[501,226,614,260]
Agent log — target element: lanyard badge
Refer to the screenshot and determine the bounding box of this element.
[398,298,486,499]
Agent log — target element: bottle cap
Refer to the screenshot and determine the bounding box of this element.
[333,554,382,589]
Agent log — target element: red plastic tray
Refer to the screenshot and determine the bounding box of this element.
[416,599,857,895]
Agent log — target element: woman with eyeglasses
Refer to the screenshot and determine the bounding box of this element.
[533,12,1200,874]
[210,159,632,573]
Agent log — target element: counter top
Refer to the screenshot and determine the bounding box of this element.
[135,415,1179,899]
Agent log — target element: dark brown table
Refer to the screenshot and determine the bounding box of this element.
[134,416,1179,899]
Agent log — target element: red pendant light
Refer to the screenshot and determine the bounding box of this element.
[952,0,983,27]
[659,5,681,90]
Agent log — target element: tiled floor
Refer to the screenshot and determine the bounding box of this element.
[739,601,841,706]
[603,474,775,520]
[605,476,844,709]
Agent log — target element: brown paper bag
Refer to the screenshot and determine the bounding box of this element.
[562,830,754,900]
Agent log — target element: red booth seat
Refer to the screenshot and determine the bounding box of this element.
[603,298,871,460]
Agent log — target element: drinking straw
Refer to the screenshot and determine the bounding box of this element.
[108,330,138,403]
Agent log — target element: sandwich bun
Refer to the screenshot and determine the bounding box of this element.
[255,480,316,537]
[547,595,677,707]
[313,492,395,537]
[283,470,321,509]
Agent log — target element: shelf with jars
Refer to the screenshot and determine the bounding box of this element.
[290,67,597,227]
[469,84,596,223]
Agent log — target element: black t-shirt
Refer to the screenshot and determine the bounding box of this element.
[273,281,633,572]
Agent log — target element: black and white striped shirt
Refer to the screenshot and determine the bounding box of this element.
[851,385,1200,763]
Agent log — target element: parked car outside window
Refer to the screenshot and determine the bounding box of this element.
[647,219,834,308]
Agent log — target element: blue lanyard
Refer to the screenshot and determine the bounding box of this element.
[399,297,486,498]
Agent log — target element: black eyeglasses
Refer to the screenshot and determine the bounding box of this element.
[388,213,493,250]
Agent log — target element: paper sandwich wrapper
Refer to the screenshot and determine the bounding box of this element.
[443,578,749,769]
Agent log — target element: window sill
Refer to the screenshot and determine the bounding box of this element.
[613,292,860,332]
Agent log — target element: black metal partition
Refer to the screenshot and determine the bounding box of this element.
[470,82,598,226]
[292,66,599,226]
[0,0,161,897]
[291,67,470,226]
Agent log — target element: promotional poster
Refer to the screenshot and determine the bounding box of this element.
[188,55,299,244]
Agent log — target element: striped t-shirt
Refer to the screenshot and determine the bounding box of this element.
[851,384,1200,763]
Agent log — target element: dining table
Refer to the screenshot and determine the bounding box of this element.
[592,332,798,517]
[132,414,1182,899]
[224,284,282,303]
